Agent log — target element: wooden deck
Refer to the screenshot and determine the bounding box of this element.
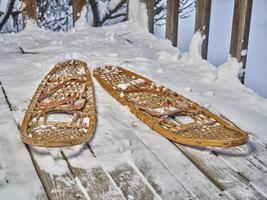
[0,19,266,199]
[1,80,267,200]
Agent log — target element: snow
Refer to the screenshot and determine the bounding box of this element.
[0,93,43,199]
[75,176,91,200]
[118,83,129,90]
[0,6,267,199]
[0,12,265,142]
[241,49,247,56]
[86,0,127,26]
[176,0,267,97]
[181,31,206,65]
[128,0,148,31]
[216,57,243,87]
[47,113,74,122]
[0,0,23,33]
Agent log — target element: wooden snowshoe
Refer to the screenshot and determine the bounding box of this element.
[93,66,248,147]
[21,60,96,147]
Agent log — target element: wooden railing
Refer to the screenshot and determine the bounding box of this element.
[144,0,253,83]
[22,0,86,24]
[7,0,253,83]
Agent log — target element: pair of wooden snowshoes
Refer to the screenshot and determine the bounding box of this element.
[21,60,248,148]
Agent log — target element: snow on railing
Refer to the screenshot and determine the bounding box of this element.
[144,0,253,83]
[0,0,253,83]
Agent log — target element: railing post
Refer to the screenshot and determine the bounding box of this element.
[194,0,212,60]
[126,0,129,20]
[22,0,37,20]
[230,0,253,83]
[145,0,155,33]
[166,0,179,47]
[72,0,86,23]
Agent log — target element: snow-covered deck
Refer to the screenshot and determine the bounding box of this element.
[1,19,267,200]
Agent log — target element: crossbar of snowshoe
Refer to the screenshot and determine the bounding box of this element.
[93,66,248,147]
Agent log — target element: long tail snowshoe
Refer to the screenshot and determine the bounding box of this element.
[93,66,248,147]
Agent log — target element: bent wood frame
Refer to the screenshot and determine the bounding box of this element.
[93,66,248,147]
[20,60,96,147]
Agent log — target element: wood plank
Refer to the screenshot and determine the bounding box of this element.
[34,167,84,200]
[2,59,122,199]
[1,70,124,200]
[64,146,160,200]
[22,0,37,20]
[63,148,125,200]
[37,192,50,200]
[194,0,212,59]
[166,0,179,46]
[145,0,155,33]
[175,143,267,199]
[72,0,86,23]
[66,148,163,200]
[212,134,267,196]
[72,167,125,200]
[1,83,95,200]
[0,91,47,200]
[109,163,158,200]
[33,144,127,200]
[84,123,196,199]
[87,85,229,199]
[130,127,229,199]
[230,0,253,83]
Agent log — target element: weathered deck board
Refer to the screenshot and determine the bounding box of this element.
[95,83,267,199]
[176,144,267,199]
[3,68,267,199]
[72,167,125,200]
[88,85,229,200]
[91,82,267,199]
[1,19,266,200]
[65,149,126,200]
[212,134,267,196]
[90,128,196,199]
[27,139,96,200]
[109,163,159,200]
[1,83,98,200]
[64,144,161,200]
[2,77,164,200]
[35,168,84,200]
[0,91,47,200]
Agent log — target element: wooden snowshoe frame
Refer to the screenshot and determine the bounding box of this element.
[21,60,96,147]
[93,66,248,147]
